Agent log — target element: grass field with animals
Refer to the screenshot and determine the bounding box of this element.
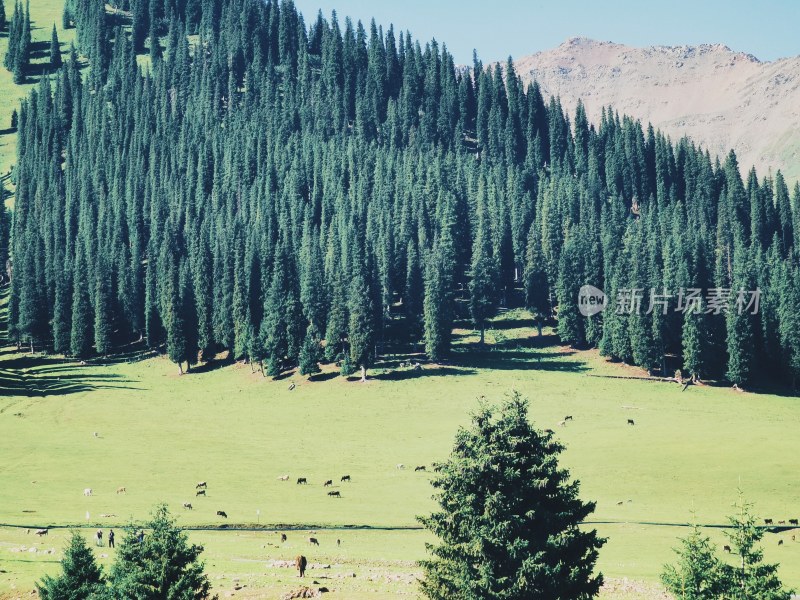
[1,295,799,598]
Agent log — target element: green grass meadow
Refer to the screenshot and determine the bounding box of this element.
[1,3,800,598]
[1,301,799,598]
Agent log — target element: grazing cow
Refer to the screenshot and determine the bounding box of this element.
[558,420,567,427]
[778,539,784,546]
[616,501,623,506]
[324,480,333,487]
[789,519,798,526]
[84,488,92,496]
[414,466,426,472]
[183,503,193,510]
[297,477,308,485]
[765,519,774,525]
[280,533,287,543]
[564,415,573,421]
[723,545,732,553]
[196,482,207,489]
[196,489,206,497]
[216,511,227,518]
[341,475,351,482]
[337,539,341,547]
[277,475,290,481]
[35,529,48,536]
[308,537,319,546]
[328,491,341,498]
[779,520,786,525]
[296,555,307,577]
[544,429,554,434]
[627,419,635,426]
[396,463,405,470]
[116,487,126,494]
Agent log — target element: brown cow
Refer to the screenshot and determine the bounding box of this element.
[295,555,307,577]
[280,533,287,543]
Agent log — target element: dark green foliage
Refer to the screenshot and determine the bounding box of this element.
[419,393,605,599]
[50,24,62,69]
[37,531,105,600]
[720,497,793,599]
[0,0,6,32]
[7,0,800,390]
[105,505,216,599]
[661,524,726,599]
[662,498,793,600]
[298,323,322,376]
[4,0,30,81]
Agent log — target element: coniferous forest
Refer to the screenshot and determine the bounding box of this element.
[6,0,800,388]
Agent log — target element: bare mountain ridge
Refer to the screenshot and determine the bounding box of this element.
[514,37,800,182]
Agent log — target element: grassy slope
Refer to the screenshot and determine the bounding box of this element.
[0,303,798,597]
[0,0,74,178]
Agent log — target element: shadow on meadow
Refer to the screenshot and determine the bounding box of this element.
[0,354,142,397]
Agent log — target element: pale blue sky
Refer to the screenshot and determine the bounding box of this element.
[292,0,800,64]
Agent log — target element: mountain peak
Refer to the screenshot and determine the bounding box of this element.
[514,39,798,181]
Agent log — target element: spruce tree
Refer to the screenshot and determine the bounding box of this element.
[661,523,726,599]
[469,182,499,345]
[348,270,375,382]
[37,531,105,600]
[719,496,793,600]
[298,323,322,376]
[70,250,94,358]
[0,0,5,32]
[419,393,605,599]
[105,505,215,599]
[50,24,62,69]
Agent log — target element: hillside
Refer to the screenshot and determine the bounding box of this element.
[515,37,800,182]
[0,0,74,176]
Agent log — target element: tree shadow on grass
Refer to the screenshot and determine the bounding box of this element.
[450,348,588,373]
[308,372,339,383]
[0,356,142,398]
[372,366,477,381]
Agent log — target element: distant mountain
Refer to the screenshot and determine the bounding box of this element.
[515,37,800,182]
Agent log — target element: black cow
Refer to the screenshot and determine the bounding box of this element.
[217,510,227,518]
[297,477,308,485]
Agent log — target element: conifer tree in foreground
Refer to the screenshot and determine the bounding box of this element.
[37,531,105,600]
[419,393,605,599]
[0,0,6,32]
[663,496,793,599]
[105,504,215,599]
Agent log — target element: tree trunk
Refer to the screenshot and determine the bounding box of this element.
[480,326,485,346]
[186,362,191,373]
[537,318,543,337]
[360,364,367,383]
[178,363,184,376]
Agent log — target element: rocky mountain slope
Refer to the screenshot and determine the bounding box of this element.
[515,37,800,182]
